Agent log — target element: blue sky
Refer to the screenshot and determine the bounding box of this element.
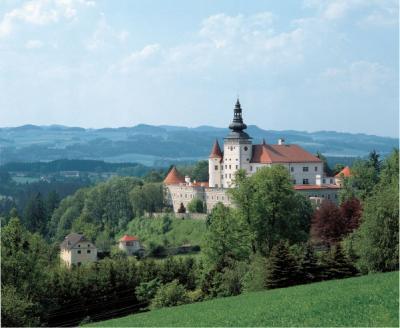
[0,0,398,137]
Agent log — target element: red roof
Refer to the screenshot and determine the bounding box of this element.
[164,166,185,185]
[294,184,340,190]
[209,140,223,158]
[335,166,351,178]
[119,235,139,242]
[251,143,322,164]
[192,181,209,187]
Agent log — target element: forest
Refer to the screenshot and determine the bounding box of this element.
[1,149,398,326]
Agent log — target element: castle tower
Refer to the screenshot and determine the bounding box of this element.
[209,139,223,188]
[222,99,252,187]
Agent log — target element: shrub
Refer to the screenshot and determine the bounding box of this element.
[135,279,161,303]
[186,289,204,303]
[150,280,189,309]
[187,198,205,213]
[242,254,267,292]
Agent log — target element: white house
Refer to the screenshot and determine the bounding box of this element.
[60,233,97,268]
[118,234,143,256]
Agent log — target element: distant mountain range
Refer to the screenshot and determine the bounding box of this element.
[0,124,398,166]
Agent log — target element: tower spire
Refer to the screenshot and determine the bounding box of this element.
[229,98,247,132]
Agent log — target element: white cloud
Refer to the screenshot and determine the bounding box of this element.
[86,14,130,51]
[25,39,44,49]
[322,61,392,93]
[114,44,161,73]
[0,0,95,38]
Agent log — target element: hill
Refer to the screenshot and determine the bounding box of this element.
[0,124,397,165]
[86,271,399,327]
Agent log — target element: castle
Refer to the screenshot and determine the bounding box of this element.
[164,100,343,213]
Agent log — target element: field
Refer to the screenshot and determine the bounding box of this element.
[86,271,399,327]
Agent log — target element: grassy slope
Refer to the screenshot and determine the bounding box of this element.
[122,216,206,248]
[87,271,399,327]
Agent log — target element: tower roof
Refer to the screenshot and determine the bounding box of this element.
[209,139,223,158]
[226,99,251,139]
[163,166,185,185]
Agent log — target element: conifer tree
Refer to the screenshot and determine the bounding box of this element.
[265,241,299,289]
[299,243,321,284]
[321,244,357,280]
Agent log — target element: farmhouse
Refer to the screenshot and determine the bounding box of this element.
[60,232,97,268]
[164,99,343,213]
[118,234,144,256]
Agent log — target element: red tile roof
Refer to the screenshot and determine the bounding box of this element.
[119,235,139,242]
[335,166,351,178]
[251,144,322,164]
[164,166,185,185]
[294,184,340,190]
[192,181,209,187]
[209,140,223,158]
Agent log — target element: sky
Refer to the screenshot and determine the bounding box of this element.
[0,0,398,137]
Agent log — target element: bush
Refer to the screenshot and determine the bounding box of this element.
[135,279,161,303]
[242,254,267,292]
[186,289,204,303]
[150,280,189,309]
[187,198,205,213]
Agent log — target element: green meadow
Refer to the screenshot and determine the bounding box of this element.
[86,271,399,327]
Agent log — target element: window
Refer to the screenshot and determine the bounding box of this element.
[244,146,248,151]
[323,178,326,184]
[235,165,238,169]
[303,167,309,172]
[303,179,309,185]
[328,194,331,199]
[215,184,218,188]
[250,166,253,171]
[229,174,231,178]
[215,165,218,170]
[330,179,333,184]
[315,166,318,171]
[229,165,231,169]
[225,174,227,178]
[225,165,227,169]
[87,244,90,247]
[290,167,294,172]
[77,262,81,267]
[78,244,81,247]
[293,179,296,184]
[77,250,81,254]
[87,250,91,254]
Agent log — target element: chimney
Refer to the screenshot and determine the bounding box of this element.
[278,138,285,145]
[185,176,191,184]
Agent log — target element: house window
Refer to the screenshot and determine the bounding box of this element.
[250,166,253,171]
[87,244,90,247]
[235,165,238,169]
[290,167,294,172]
[215,165,218,170]
[87,250,91,254]
[229,174,231,178]
[225,174,227,178]
[328,194,331,199]
[315,166,318,171]
[293,179,296,184]
[229,165,231,169]
[303,167,309,172]
[330,179,333,184]
[77,262,81,266]
[303,179,309,185]
[215,184,218,188]
[126,241,133,246]
[323,178,326,184]
[244,146,248,151]
[77,250,81,254]
[225,165,227,169]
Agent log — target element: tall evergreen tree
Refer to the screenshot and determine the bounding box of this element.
[299,243,321,284]
[321,245,357,280]
[23,192,47,235]
[265,241,299,289]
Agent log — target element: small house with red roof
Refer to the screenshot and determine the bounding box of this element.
[118,234,143,256]
[334,166,351,187]
[164,99,342,212]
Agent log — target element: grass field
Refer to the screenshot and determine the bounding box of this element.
[86,271,399,327]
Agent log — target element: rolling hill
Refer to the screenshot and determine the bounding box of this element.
[85,271,399,327]
[0,124,397,166]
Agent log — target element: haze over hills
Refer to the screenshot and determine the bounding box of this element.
[0,124,397,166]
